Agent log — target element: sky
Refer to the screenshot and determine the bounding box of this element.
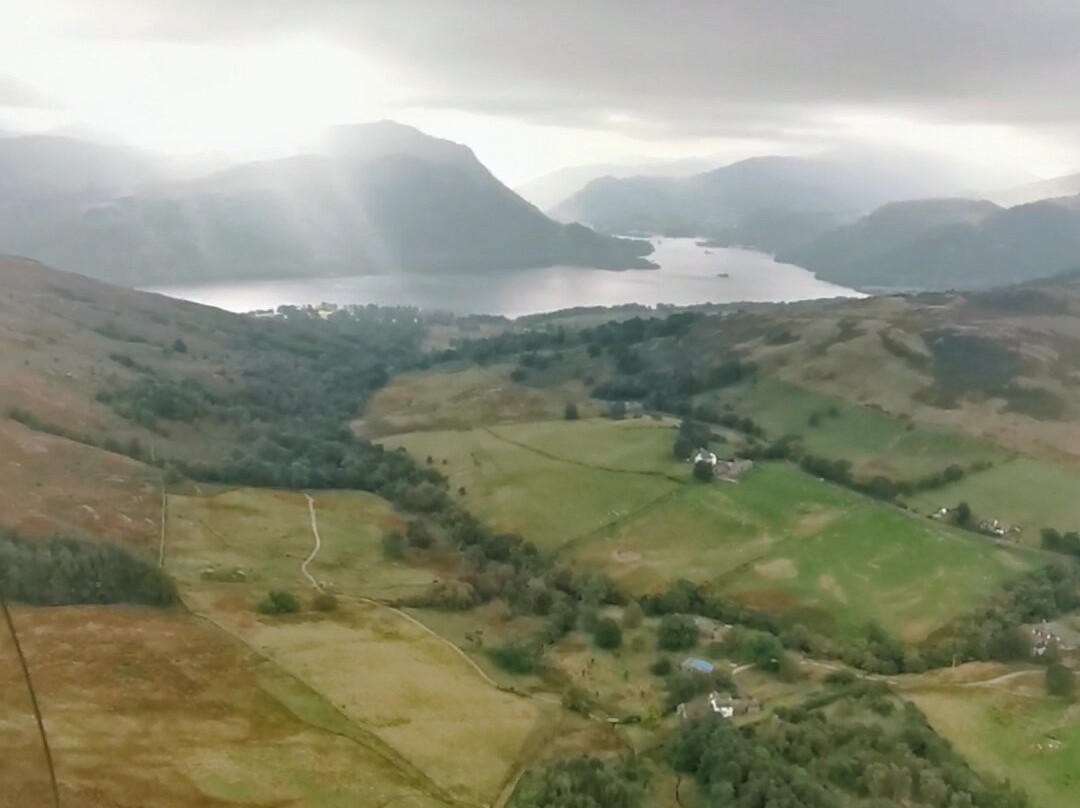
[0,0,1079,186]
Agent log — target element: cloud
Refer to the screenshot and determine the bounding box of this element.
[29,0,1080,135]
[0,74,57,108]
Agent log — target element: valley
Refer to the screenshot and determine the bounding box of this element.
[3,255,1080,808]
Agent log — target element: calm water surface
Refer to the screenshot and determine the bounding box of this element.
[143,238,860,316]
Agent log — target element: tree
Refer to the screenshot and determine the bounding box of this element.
[609,401,627,420]
[692,460,714,482]
[172,337,188,353]
[1046,662,1075,699]
[594,618,623,650]
[257,589,300,615]
[954,501,972,527]
[564,402,579,420]
[657,614,699,651]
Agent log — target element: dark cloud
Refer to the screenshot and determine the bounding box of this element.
[32,1,1080,136]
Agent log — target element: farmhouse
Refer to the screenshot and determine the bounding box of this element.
[676,691,762,720]
[691,448,718,466]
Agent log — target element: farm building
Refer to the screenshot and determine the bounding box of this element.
[713,458,753,482]
[1029,620,1080,656]
[691,448,718,466]
[680,657,716,674]
[677,691,762,720]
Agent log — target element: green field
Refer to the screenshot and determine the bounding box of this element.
[165,486,546,806]
[910,686,1080,808]
[166,487,436,600]
[706,378,1010,478]
[359,364,597,437]
[906,456,1080,545]
[568,462,1031,640]
[385,418,1034,642]
[383,420,685,549]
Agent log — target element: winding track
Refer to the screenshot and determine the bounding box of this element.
[301,493,323,592]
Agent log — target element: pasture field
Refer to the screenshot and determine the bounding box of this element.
[383,421,684,550]
[718,485,1033,640]
[568,462,1031,640]
[909,685,1080,808]
[165,486,545,806]
[0,606,453,808]
[906,456,1080,545]
[166,487,435,600]
[358,364,596,437]
[386,418,1033,642]
[706,377,1010,478]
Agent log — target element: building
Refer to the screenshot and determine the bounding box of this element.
[680,657,716,675]
[676,691,762,720]
[691,448,718,466]
[1030,620,1080,656]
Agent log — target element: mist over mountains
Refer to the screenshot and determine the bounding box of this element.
[0,122,655,286]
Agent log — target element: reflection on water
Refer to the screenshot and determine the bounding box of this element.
[143,238,860,316]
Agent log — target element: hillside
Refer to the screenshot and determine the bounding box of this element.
[783,196,1080,291]
[992,170,1080,207]
[0,123,655,286]
[549,151,995,241]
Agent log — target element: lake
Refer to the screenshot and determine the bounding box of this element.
[143,238,860,316]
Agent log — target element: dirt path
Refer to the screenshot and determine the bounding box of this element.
[962,669,1040,688]
[301,493,323,592]
[301,493,504,691]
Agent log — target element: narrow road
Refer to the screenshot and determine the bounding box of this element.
[301,493,323,592]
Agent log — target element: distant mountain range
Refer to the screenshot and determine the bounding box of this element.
[548,150,1018,238]
[516,154,730,212]
[779,195,1080,291]
[0,123,654,286]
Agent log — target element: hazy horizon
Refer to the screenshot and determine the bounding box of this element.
[2,1,1080,187]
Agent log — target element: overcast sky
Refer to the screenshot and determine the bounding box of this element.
[1,0,1079,185]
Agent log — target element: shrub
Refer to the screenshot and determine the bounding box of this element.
[594,618,623,650]
[257,589,300,615]
[1046,662,1076,699]
[657,614,699,651]
[489,640,539,674]
[650,657,673,676]
[564,402,579,420]
[312,592,339,612]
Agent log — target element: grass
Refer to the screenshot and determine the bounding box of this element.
[706,377,1010,478]
[385,418,1033,643]
[165,485,545,806]
[382,420,684,550]
[166,487,435,600]
[0,606,453,808]
[906,456,1080,545]
[909,685,1080,808]
[358,364,596,437]
[568,462,1032,641]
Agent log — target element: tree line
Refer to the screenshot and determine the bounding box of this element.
[0,527,175,607]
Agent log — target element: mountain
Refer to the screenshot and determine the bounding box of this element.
[549,151,1000,240]
[782,195,1080,291]
[0,122,654,286]
[990,171,1080,207]
[516,154,728,212]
